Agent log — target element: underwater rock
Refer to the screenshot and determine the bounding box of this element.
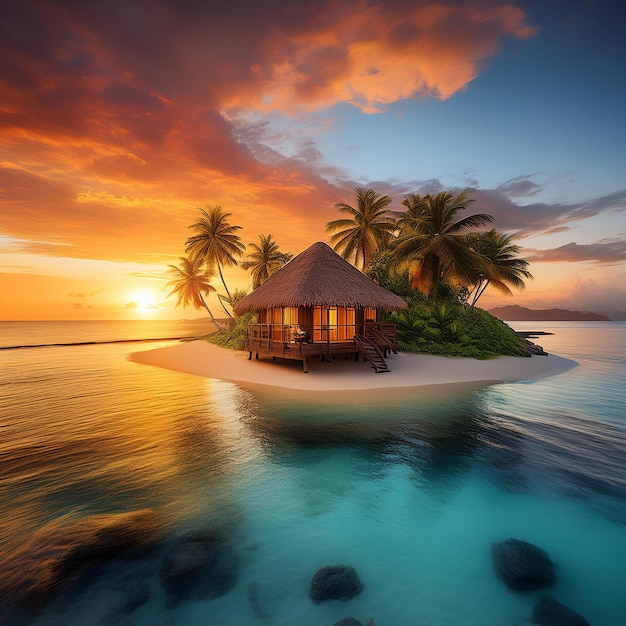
[532,595,591,626]
[491,538,555,591]
[334,618,363,626]
[8,509,161,610]
[309,565,364,603]
[160,531,239,607]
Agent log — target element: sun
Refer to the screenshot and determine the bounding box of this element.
[129,291,159,312]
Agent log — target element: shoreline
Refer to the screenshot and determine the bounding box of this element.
[129,340,577,393]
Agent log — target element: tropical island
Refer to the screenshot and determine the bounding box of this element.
[133,188,576,389]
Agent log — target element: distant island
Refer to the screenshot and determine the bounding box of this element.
[489,305,612,321]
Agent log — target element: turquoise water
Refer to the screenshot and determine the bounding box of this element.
[1,321,625,625]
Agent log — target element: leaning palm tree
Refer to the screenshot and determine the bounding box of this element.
[465,229,534,307]
[392,189,494,297]
[165,256,225,331]
[185,206,245,316]
[325,187,396,271]
[241,234,292,289]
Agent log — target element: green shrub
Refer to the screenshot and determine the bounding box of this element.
[204,312,257,351]
[389,300,526,359]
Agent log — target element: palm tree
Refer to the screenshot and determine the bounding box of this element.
[241,233,292,289]
[222,288,249,309]
[465,229,534,307]
[325,187,396,271]
[165,256,225,331]
[392,189,493,297]
[185,206,245,316]
[393,193,422,235]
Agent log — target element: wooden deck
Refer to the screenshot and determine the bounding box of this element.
[244,323,398,372]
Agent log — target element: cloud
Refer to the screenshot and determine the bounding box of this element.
[127,271,170,281]
[125,299,159,310]
[68,289,103,297]
[496,176,543,199]
[469,188,626,239]
[525,240,626,265]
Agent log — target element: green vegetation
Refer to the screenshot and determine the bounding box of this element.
[385,298,527,359]
[371,249,528,359]
[203,312,256,351]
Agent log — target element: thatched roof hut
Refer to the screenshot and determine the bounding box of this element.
[234,241,408,314]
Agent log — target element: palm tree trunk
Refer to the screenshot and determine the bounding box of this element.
[430,256,441,299]
[470,280,490,307]
[216,263,234,318]
[217,293,233,318]
[361,242,369,272]
[467,281,482,307]
[200,295,225,331]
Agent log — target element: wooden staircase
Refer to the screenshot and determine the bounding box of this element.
[365,326,397,355]
[354,334,389,373]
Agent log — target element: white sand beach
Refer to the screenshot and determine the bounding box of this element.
[130,340,576,392]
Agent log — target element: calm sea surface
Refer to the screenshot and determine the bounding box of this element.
[1,320,625,625]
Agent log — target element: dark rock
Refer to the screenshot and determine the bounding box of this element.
[160,532,239,607]
[523,340,549,356]
[309,565,363,603]
[14,509,161,609]
[334,619,363,626]
[491,538,555,591]
[532,595,591,626]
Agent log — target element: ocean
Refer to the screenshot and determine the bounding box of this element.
[1,320,625,626]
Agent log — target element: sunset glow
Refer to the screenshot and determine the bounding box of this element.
[127,292,160,313]
[1,0,624,320]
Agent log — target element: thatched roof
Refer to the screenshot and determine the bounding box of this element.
[234,242,408,314]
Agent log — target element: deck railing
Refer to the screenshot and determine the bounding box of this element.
[245,322,397,353]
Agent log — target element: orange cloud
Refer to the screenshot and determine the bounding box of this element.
[248,2,536,113]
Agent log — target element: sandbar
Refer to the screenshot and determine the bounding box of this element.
[129,340,576,392]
